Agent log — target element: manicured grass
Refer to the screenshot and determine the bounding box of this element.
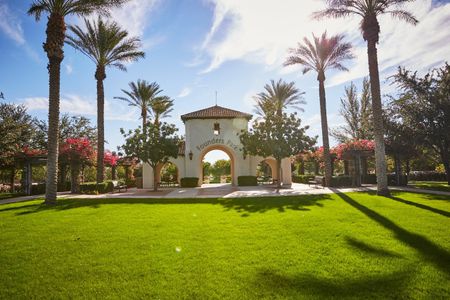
[0,192,449,299]
[410,181,450,192]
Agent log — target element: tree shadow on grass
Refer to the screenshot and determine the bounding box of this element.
[219,195,332,216]
[254,267,413,298]
[388,195,450,218]
[0,194,332,217]
[345,236,403,258]
[335,192,450,276]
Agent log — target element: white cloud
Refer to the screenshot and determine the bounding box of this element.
[22,95,139,122]
[65,64,73,75]
[177,87,192,98]
[198,0,450,86]
[79,0,160,38]
[0,3,25,45]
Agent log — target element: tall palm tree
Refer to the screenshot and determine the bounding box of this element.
[253,79,304,186]
[254,79,305,117]
[150,96,174,128]
[284,32,353,187]
[67,17,144,183]
[115,80,163,135]
[314,0,418,195]
[28,0,127,204]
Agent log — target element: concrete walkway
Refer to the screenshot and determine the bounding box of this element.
[2,183,448,205]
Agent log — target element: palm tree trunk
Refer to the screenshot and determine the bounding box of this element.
[96,66,106,183]
[142,109,147,137]
[318,77,332,187]
[44,13,65,204]
[367,39,390,196]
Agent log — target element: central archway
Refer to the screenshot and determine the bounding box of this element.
[199,145,235,186]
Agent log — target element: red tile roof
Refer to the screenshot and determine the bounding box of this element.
[181,105,252,122]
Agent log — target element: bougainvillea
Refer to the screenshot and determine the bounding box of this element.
[19,146,47,157]
[333,139,375,160]
[59,138,94,164]
[104,150,119,167]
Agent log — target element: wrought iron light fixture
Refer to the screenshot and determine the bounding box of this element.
[189,150,193,160]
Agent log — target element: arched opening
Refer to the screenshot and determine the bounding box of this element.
[200,146,234,186]
[156,161,179,187]
[257,158,277,185]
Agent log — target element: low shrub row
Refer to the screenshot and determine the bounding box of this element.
[180,177,199,188]
[408,171,446,182]
[31,183,46,195]
[292,175,315,184]
[238,176,258,186]
[79,181,115,194]
[330,176,352,187]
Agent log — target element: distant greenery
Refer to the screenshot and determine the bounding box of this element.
[0,191,449,299]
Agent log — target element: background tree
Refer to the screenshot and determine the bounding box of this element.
[332,78,373,143]
[0,103,36,192]
[391,63,450,185]
[67,17,144,184]
[59,138,95,193]
[314,0,418,195]
[28,0,127,204]
[240,112,316,188]
[211,159,231,178]
[115,80,163,135]
[150,96,174,128]
[284,32,353,186]
[120,122,179,191]
[254,79,305,117]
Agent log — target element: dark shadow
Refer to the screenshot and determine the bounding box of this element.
[0,194,332,217]
[345,236,402,258]
[335,192,450,276]
[389,195,450,218]
[219,194,331,216]
[254,267,413,298]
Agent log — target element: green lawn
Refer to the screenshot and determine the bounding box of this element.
[410,181,450,192]
[0,192,449,299]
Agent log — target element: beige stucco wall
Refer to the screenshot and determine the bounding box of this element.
[142,117,292,188]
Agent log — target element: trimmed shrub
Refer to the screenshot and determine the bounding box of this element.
[57,181,71,192]
[362,174,377,184]
[388,174,408,186]
[238,176,258,186]
[31,183,46,195]
[79,181,114,194]
[292,175,315,184]
[330,176,352,187]
[408,171,446,182]
[180,177,199,188]
[125,178,137,188]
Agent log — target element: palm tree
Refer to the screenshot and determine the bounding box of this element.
[66,17,144,183]
[115,80,163,135]
[314,0,418,195]
[254,79,305,187]
[254,79,305,117]
[28,0,127,204]
[150,96,174,128]
[284,32,353,187]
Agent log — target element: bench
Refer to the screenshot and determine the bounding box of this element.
[308,176,324,188]
[158,181,178,188]
[112,180,127,193]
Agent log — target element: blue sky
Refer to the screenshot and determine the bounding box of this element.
[1,0,449,163]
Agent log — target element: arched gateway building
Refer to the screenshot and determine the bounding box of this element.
[142,105,292,188]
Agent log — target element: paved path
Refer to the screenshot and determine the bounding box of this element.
[2,183,449,205]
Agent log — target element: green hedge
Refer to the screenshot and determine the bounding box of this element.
[408,171,446,181]
[388,174,408,186]
[238,176,258,186]
[180,177,199,188]
[31,183,46,195]
[79,181,114,194]
[330,175,352,187]
[292,175,315,184]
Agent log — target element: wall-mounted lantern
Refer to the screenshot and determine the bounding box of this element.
[189,150,193,160]
[213,122,220,135]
